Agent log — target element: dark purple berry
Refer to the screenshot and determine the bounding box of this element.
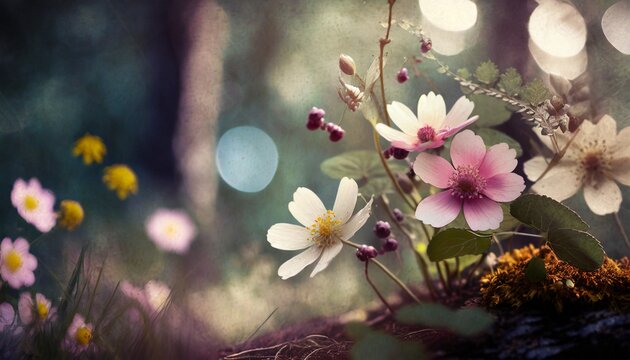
[396,68,409,83]
[421,39,432,53]
[329,127,345,142]
[373,221,391,238]
[356,245,379,262]
[383,148,392,159]
[325,122,337,133]
[392,147,409,160]
[308,107,325,122]
[382,238,399,252]
[306,118,323,130]
[392,208,404,222]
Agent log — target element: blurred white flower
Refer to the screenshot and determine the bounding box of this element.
[267,177,373,279]
[145,209,198,254]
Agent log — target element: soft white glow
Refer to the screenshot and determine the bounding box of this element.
[216,127,278,193]
[529,39,588,80]
[528,1,587,58]
[419,0,478,32]
[602,1,630,55]
[421,18,478,56]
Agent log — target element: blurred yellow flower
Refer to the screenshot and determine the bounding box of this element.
[73,133,106,165]
[58,200,84,231]
[103,165,138,200]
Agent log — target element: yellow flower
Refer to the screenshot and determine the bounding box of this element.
[103,165,138,200]
[73,133,106,165]
[58,200,84,231]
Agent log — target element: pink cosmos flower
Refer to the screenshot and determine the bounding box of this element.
[145,209,198,254]
[414,130,525,231]
[63,314,93,354]
[18,292,56,325]
[11,178,56,232]
[0,302,15,332]
[375,92,478,152]
[0,237,37,289]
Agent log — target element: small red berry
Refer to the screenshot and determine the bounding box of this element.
[421,39,432,53]
[382,238,399,252]
[374,221,391,238]
[396,68,409,83]
[356,245,379,262]
[392,147,409,160]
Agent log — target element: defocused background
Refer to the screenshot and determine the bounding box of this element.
[0,0,629,346]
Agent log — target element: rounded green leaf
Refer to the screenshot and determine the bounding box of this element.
[427,229,492,262]
[510,194,589,232]
[475,128,523,157]
[469,95,512,127]
[320,150,406,179]
[547,229,605,271]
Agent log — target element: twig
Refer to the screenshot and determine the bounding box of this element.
[244,307,278,344]
[372,130,416,210]
[378,0,396,126]
[364,261,394,314]
[613,212,630,251]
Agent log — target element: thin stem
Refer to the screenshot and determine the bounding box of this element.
[465,253,488,286]
[378,0,395,126]
[549,134,561,154]
[365,261,394,313]
[492,234,504,256]
[435,262,449,293]
[373,130,416,210]
[613,212,630,251]
[494,231,543,238]
[341,238,420,303]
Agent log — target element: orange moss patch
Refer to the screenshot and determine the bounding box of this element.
[480,245,630,312]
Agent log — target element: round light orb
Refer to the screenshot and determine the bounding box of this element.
[216,126,278,193]
[529,39,587,80]
[528,1,586,58]
[419,0,478,32]
[602,1,630,55]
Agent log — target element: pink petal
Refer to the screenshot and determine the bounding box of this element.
[478,143,517,178]
[415,191,462,228]
[483,173,525,202]
[463,198,503,231]
[413,153,454,188]
[13,238,30,253]
[439,116,478,139]
[442,96,475,129]
[450,130,486,169]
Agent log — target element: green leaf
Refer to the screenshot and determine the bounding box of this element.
[321,150,406,179]
[525,256,546,282]
[522,78,551,105]
[474,128,523,157]
[360,178,394,197]
[474,61,499,85]
[510,194,589,232]
[427,229,492,261]
[457,67,471,80]
[547,229,605,271]
[347,322,426,360]
[469,94,513,127]
[499,203,520,230]
[396,303,494,337]
[498,68,523,96]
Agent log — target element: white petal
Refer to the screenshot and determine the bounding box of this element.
[340,197,373,240]
[267,223,312,250]
[387,101,420,135]
[442,96,474,129]
[310,242,343,277]
[531,163,581,202]
[288,187,326,226]
[523,156,549,181]
[277,246,321,280]
[592,115,617,145]
[417,92,446,128]
[583,178,622,216]
[333,177,358,223]
[375,124,418,146]
[611,156,630,186]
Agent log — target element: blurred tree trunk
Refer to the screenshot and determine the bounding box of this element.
[171,0,227,284]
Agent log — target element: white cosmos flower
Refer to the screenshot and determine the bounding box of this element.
[524,115,630,215]
[267,177,373,280]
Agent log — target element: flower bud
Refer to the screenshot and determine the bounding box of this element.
[329,127,345,142]
[382,238,399,252]
[392,208,404,222]
[421,39,432,53]
[339,54,357,76]
[356,245,378,261]
[373,221,391,238]
[396,68,409,83]
[308,107,326,122]
[396,173,414,194]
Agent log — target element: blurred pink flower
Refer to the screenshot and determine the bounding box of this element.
[0,237,37,289]
[0,302,15,332]
[11,178,56,232]
[145,209,198,254]
[18,292,56,325]
[267,177,373,280]
[376,92,478,152]
[414,130,525,231]
[121,280,171,317]
[63,314,93,354]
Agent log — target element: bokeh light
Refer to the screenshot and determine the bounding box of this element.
[419,0,478,56]
[528,1,586,58]
[216,126,278,193]
[602,1,630,55]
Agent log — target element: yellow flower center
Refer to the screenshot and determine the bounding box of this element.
[37,302,49,320]
[24,195,39,211]
[306,210,341,248]
[164,224,178,237]
[73,134,107,165]
[58,200,85,231]
[103,164,138,200]
[5,250,23,272]
[75,326,92,346]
